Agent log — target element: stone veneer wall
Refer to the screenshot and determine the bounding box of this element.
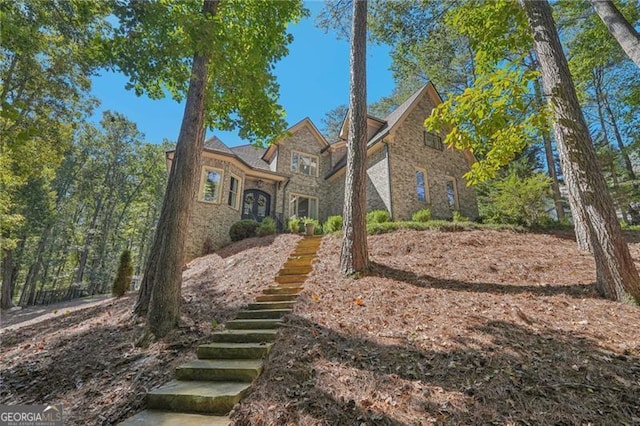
[186,156,245,261]
[273,125,332,221]
[388,95,479,220]
[325,146,391,217]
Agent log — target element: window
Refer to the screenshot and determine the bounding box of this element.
[200,167,223,203]
[416,169,428,202]
[228,175,241,209]
[445,177,459,210]
[424,130,443,150]
[291,151,318,176]
[290,194,318,219]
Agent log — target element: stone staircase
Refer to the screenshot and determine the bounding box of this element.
[119,236,321,425]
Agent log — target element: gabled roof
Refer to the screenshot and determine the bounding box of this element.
[204,136,234,155]
[262,117,329,162]
[326,82,444,179]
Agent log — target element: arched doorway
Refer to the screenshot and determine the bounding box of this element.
[241,189,271,222]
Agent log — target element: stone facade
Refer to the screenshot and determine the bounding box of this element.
[181,84,479,261]
[387,93,479,220]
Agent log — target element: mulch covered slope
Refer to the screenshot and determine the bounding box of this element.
[0,234,301,426]
[231,229,640,425]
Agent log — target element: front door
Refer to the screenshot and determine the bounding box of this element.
[242,189,271,222]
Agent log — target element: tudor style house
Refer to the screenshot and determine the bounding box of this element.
[168,83,479,260]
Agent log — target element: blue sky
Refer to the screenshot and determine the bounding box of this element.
[90,1,395,147]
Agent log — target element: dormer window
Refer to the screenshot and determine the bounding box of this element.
[291,151,318,176]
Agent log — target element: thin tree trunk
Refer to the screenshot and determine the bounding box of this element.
[521,0,640,303]
[589,0,640,68]
[139,0,220,338]
[341,0,369,275]
[1,249,16,309]
[74,196,103,286]
[601,92,636,180]
[533,76,565,222]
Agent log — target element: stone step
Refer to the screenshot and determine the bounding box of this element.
[279,265,313,275]
[197,342,273,359]
[275,274,308,284]
[255,294,298,302]
[290,249,318,256]
[225,319,283,330]
[147,380,251,415]
[246,301,294,310]
[175,359,263,382]
[262,286,303,295]
[118,410,230,426]
[210,329,278,343]
[236,309,291,319]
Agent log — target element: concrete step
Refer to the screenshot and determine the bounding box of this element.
[275,274,308,284]
[262,286,303,295]
[210,329,278,343]
[236,309,291,319]
[246,301,294,310]
[255,294,298,302]
[119,410,229,426]
[290,249,318,256]
[226,319,283,330]
[175,359,263,382]
[147,380,251,415]
[197,342,273,359]
[279,265,313,275]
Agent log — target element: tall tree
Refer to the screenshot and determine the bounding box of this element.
[590,0,640,67]
[519,0,640,303]
[109,0,306,337]
[341,0,369,275]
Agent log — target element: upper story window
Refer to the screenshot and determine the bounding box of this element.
[424,130,443,151]
[445,177,459,210]
[200,167,223,203]
[291,151,318,176]
[416,169,428,203]
[228,174,241,209]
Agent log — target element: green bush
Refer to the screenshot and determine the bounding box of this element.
[479,172,552,227]
[324,215,343,233]
[288,216,302,233]
[257,217,276,237]
[366,209,391,224]
[112,250,133,297]
[366,220,524,235]
[229,219,259,241]
[411,208,431,223]
[453,211,470,222]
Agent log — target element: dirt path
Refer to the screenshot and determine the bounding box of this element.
[0,295,114,331]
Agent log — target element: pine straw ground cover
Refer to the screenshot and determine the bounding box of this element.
[231,229,640,425]
[0,234,301,426]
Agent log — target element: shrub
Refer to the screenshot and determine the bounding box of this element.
[257,217,276,237]
[453,211,470,222]
[288,216,302,233]
[411,208,431,223]
[112,250,133,297]
[324,215,343,233]
[366,209,391,224]
[229,219,259,241]
[479,172,552,227]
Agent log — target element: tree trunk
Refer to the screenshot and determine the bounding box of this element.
[533,77,565,222]
[74,196,103,286]
[1,249,16,309]
[520,0,640,303]
[340,0,369,275]
[601,92,636,180]
[138,0,220,338]
[589,0,640,68]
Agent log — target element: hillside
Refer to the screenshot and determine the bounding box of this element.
[1,229,639,425]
